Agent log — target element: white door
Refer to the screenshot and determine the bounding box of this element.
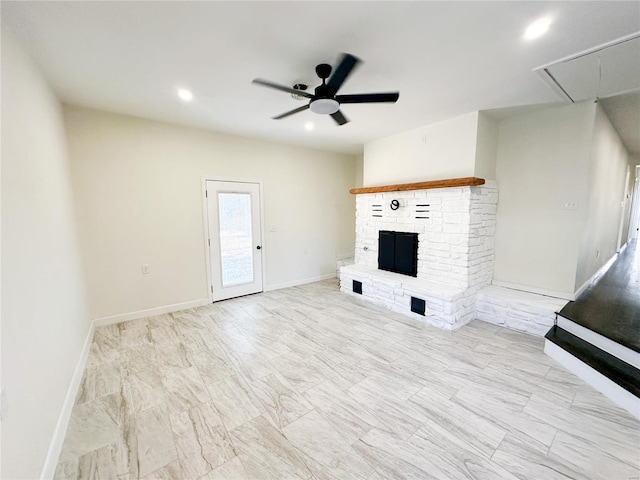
[206,180,263,301]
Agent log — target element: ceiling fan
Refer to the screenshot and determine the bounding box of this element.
[252,53,399,126]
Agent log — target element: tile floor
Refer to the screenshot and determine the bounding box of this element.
[55,280,640,480]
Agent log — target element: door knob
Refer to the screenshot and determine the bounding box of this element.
[256,246,262,250]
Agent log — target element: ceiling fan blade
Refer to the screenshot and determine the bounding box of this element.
[272,104,310,119]
[327,53,360,93]
[336,92,399,104]
[252,78,314,99]
[331,110,349,125]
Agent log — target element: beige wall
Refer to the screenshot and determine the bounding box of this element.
[474,112,498,180]
[1,30,90,479]
[575,103,632,289]
[363,112,479,186]
[64,106,357,320]
[492,101,596,298]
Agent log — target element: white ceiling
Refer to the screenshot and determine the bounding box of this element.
[2,1,639,154]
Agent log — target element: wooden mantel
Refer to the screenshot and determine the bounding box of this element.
[349,177,485,195]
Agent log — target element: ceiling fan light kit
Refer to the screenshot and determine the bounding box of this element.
[252,53,399,126]
[310,98,340,114]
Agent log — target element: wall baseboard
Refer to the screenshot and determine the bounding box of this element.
[491,280,574,301]
[264,273,336,292]
[92,298,210,327]
[573,250,618,299]
[40,322,95,479]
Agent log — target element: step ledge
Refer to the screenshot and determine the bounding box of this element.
[558,316,640,369]
[544,340,640,420]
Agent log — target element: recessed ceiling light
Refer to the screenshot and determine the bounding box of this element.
[524,17,552,40]
[177,88,193,102]
[304,122,314,131]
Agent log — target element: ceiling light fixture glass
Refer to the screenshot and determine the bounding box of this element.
[524,17,552,40]
[310,98,340,115]
[177,88,193,102]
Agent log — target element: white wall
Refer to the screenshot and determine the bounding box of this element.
[363,112,479,186]
[64,106,357,320]
[575,104,631,288]
[1,30,90,479]
[492,101,596,298]
[474,112,498,180]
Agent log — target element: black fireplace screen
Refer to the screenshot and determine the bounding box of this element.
[378,231,418,277]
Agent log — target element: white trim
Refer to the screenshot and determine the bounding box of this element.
[544,340,640,421]
[557,316,640,370]
[93,298,210,327]
[491,280,573,301]
[201,178,214,303]
[573,251,618,299]
[40,322,95,479]
[264,273,336,292]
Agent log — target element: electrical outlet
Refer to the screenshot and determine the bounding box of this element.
[141,264,150,274]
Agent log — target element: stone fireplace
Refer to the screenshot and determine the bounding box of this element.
[340,177,498,330]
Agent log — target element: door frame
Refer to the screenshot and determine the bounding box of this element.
[201,176,266,303]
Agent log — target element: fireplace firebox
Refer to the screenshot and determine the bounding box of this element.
[378,231,418,277]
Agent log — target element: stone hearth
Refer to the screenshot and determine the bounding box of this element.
[340,179,498,330]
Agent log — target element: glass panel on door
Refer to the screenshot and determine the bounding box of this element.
[218,192,254,287]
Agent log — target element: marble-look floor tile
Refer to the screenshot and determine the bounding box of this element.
[119,319,152,348]
[170,403,235,478]
[127,404,177,478]
[230,415,312,480]
[570,388,639,429]
[548,430,640,480]
[147,313,175,329]
[207,374,263,430]
[162,365,210,411]
[452,385,557,447]
[201,456,249,480]
[155,342,193,375]
[407,420,520,480]
[347,374,428,441]
[57,400,121,464]
[269,352,328,393]
[76,443,119,480]
[140,461,183,479]
[122,365,165,415]
[75,361,121,405]
[53,459,78,480]
[250,373,313,428]
[304,380,378,444]
[172,309,208,331]
[408,385,506,458]
[306,351,365,391]
[150,323,181,346]
[491,433,594,480]
[85,338,119,367]
[56,280,640,480]
[282,410,374,480]
[524,393,640,466]
[354,428,442,479]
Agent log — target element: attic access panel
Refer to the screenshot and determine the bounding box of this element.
[536,35,640,102]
